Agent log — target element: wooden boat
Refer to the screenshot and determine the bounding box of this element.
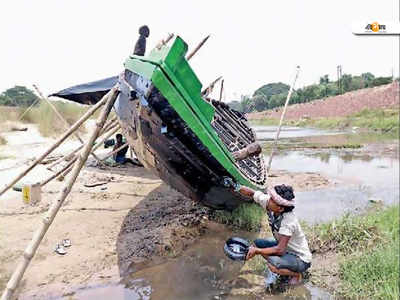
[52,36,266,209]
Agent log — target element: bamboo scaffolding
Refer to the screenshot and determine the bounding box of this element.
[0,89,111,198]
[266,66,300,174]
[1,87,119,300]
[186,35,210,61]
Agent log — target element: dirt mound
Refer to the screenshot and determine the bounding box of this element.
[248,82,399,120]
[116,184,209,276]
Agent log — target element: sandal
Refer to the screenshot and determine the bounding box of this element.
[62,239,72,247]
[55,244,67,255]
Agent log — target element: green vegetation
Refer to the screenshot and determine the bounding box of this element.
[211,203,265,231]
[306,205,399,300]
[21,101,88,137]
[229,73,393,113]
[0,86,39,107]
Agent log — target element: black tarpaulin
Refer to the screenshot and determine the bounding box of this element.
[50,76,118,105]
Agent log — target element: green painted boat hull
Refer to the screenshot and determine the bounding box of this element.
[115,36,266,209]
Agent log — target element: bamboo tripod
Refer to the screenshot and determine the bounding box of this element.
[1,87,119,300]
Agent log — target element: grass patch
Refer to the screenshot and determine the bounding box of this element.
[249,118,280,126]
[211,203,265,231]
[21,101,88,137]
[306,205,399,299]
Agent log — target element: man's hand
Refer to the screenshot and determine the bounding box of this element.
[246,246,258,260]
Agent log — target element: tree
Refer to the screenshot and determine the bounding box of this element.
[319,74,329,85]
[0,86,39,107]
[340,74,353,92]
[253,82,290,98]
[361,72,375,87]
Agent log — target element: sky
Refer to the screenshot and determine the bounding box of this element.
[0,0,399,101]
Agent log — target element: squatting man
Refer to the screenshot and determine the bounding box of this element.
[228,179,312,286]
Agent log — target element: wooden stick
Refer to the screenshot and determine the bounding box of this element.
[17,97,40,121]
[155,33,174,50]
[47,120,118,171]
[46,145,83,171]
[41,157,77,187]
[1,87,119,300]
[219,79,224,101]
[101,143,128,161]
[33,84,85,145]
[91,125,120,153]
[186,35,210,61]
[0,88,112,198]
[266,66,300,174]
[201,76,222,97]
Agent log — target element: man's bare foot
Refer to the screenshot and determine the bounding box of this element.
[288,273,302,286]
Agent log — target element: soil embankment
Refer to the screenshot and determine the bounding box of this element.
[247,82,399,120]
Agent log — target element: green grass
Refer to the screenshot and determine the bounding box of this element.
[211,203,265,231]
[306,205,399,299]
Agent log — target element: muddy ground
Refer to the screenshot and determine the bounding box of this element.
[0,156,332,299]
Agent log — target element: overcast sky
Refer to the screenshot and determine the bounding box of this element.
[0,0,398,101]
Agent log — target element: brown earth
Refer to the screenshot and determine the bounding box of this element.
[247,82,399,120]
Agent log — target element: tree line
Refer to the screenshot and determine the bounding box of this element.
[228,73,395,113]
[0,86,39,107]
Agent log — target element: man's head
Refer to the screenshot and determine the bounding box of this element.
[139,25,150,38]
[116,134,123,143]
[267,184,295,214]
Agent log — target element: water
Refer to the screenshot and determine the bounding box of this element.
[270,150,399,223]
[252,125,342,140]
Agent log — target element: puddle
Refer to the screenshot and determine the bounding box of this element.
[53,223,334,299]
[114,223,333,300]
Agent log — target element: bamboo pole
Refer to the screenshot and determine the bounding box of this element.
[266,66,300,174]
[219,79,224,101]
[33,84,85,145]
[100,143,128,162]
[91,125,120,153]
[18,97,40,121]
[41,157,77,187]
[201,76,222,97]
[0,89,112,198]
[46,145,83,171]
[186,35,210,61]
[1,87,119,300]
[155,33,174,50]
[47,119,118,171]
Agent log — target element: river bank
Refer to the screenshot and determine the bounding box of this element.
[1,120,398,299]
